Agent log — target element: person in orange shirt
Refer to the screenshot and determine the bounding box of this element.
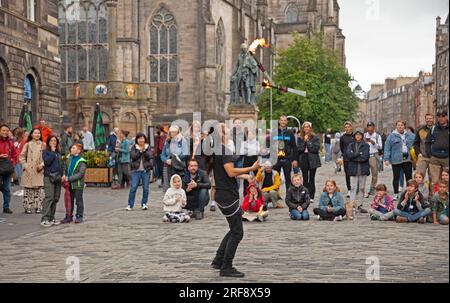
[34,118,53,145]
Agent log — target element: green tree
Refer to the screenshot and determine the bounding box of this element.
[258,34,358,132]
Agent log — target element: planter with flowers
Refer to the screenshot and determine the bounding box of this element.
[82,151,113,187]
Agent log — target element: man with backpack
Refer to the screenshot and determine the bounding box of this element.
[364,122,383,197]
[427,110,449,190]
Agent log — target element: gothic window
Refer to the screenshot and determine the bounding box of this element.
[149,7,177,83]
[59,1,108,83]
[78,47,87,81]
[98,47,108,81]
[285,4,299,23]
[87,4,97,43]
[58,5,66,45]
[98,4,107,43]
[78,5,87,43]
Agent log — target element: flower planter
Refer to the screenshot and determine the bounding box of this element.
[85,167,113,187]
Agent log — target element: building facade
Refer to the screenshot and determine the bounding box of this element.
[0,0,60,129]
[58,0,346,134]
[363,74,434,134]
[434,15,449,113]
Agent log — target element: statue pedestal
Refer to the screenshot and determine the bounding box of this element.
[228,104,259,122]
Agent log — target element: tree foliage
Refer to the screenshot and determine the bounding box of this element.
[257,34,358,132]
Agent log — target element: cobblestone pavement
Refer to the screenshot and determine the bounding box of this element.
[0,162,448,283]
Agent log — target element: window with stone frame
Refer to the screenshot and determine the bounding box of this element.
[285,3,299,23]
[26,0,36,22]
[149,7,178,83]
[59,0,108,83]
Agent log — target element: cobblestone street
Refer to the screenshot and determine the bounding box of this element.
[0,162,448,283]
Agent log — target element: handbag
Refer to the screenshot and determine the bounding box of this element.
[0,142,14,176]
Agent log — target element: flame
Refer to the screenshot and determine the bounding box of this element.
[249,38,269,54]
[262,80,271,88]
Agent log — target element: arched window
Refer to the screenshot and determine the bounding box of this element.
[59,1,108,83]
[285,4,299,23]
[24,74,39,124]
[149,7,178,83]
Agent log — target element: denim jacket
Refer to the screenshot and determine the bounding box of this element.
[160,135,189,163]
[318,192,345,212]
[383,130,415,165]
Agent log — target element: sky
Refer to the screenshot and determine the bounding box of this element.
[339,0,449,92]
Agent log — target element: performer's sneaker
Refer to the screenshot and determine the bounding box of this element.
[211,261,222,270]
[220,267,245,278]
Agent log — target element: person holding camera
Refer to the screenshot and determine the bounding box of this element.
[384,120,415,201]
[394,179,431,223]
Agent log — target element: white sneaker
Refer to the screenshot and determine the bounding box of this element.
[142,204,148,210]
[399,187,403,192]
[393,194,399,201]
[14,189,24,197]
[125,206,132,211]
[346,192,351,198]
[316,215,322,221]
[333,215,343,222]
[40,220,52,227]
[50,220,60,226]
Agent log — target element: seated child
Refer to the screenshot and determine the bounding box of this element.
[241,182,268,222]
[434,168,449,193]
[163,174,190,223]
[313,180,346,221]
[368,184,395,221]
[285,174,310,221]
[394,180,431,223]
[414,172,429,201]
[431,180,449,225]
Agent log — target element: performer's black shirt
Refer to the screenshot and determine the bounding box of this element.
[214,145,239,202]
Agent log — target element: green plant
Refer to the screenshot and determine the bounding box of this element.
[82,150,109,168]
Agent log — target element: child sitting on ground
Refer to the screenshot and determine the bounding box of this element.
[241,182,268,222]
[434,168,449,193]
[431,180,449,225]
[368,184,395,221]
[163,174,190,223]
[394,180,431,223]
[313,180,346,221]
[414,171,429,202]
[285,174,311,221]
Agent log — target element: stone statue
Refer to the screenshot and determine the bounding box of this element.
[230,43,259,105]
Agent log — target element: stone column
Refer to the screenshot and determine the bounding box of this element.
[106,0,118,81]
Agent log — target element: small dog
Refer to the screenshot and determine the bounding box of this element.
[345,201,357,220]
[335,158,343,174]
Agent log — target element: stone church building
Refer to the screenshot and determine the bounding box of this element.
[1,0,345,135]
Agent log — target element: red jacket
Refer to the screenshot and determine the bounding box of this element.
[35,125,53,144]
[0,136,18,165]
[242,184,265,213]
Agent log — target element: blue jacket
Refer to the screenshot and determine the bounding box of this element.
[383,130,415,165]
[318,192,345,212]
[160,136,189,163]
[118,139,131,163]
[345,141,370,176]
[43,150,63,177]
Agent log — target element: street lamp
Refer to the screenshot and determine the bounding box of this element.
[286,115,301,130]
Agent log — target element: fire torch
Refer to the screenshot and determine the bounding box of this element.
[248,38,307,97]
